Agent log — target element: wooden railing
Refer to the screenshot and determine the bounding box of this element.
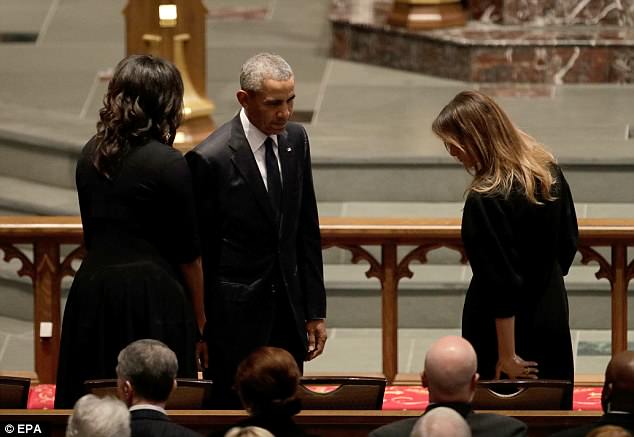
[2,216,634,384]
[0,409,602,437]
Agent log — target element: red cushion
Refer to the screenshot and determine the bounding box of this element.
[27,384,601,411]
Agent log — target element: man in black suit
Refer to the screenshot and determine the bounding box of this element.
[370,336,527,437]
[552,351,634,436]
[116,339,200,437]
[186,52,327,408]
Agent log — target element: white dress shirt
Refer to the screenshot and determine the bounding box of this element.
[239,108,282,190]
[129,403,167,414]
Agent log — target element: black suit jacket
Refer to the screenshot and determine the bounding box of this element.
[130,409,200,437]
[550,412,634,436]
[186,116,326,381]
[369,402,527,437]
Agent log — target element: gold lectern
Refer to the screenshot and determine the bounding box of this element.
[124,0,215,152]
[388,0,467,30]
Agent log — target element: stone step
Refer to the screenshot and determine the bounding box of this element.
[0,252,622,331]
[0,245,72,321]
[324,263,623,330]
[2,124,634,203]
[0,102,90,190]
[311,158,634,203]
[0,175,78,215]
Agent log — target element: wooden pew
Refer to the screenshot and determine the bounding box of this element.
[0,409,601,437]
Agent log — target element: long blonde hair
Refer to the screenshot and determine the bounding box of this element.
[432,90,557,204]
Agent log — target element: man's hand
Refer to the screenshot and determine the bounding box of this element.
[196,340,209,371]
[305,319,327,361]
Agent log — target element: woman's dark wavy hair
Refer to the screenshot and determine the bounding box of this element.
[93,54,184,176]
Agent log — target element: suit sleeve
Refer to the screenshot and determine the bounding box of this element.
[185,150,216,267]
[296,126,327,320]
[462,193,524,318]
[556,168,578,275]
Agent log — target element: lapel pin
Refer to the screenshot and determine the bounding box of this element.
[287,147,292,152]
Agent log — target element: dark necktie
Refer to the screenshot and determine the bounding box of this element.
[264,137,282,214]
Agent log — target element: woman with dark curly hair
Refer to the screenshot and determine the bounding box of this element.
[55,55,207,408]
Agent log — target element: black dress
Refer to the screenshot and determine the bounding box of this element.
[460,165,578,404]
[55,138,201,408]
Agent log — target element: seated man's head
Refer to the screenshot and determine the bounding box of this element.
[411,406,471,437]
[235,346,301,416]
[586,425,632,437]
[225,426,275,437]
[66,394,130,437]
[116,339,178,407]
[422,336,479,403]
[602,351,634,413]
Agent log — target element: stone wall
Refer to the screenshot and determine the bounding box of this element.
[468,0,634,25]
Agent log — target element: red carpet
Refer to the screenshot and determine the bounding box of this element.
[381,386,602,411]
[27,385,602,411]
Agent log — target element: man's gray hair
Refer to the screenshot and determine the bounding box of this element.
[240,53,293,92]
[116,339,178,402]
[225,426,275,437]
[410,407,471,437]
[66,394,130,437]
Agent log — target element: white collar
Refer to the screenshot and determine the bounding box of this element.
[129,403,167,415]
[240,108,278,154]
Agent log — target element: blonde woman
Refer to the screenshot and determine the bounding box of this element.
[432,90,578,408]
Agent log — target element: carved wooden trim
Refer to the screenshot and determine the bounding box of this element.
[60,245,86,279]
[626,258,634,285]
[0,243,34,279]
[396,243,467,281]
[33,241,62,384]
[324,244,384,283]
[578,246,614,284]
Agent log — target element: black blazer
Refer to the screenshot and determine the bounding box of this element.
[130,409,201,437]
[186,116,326,371]
[368,402,528,437]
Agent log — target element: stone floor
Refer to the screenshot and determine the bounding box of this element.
[0,314,622,378]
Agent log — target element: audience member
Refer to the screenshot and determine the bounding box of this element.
[410,406,471,437]
[117,339,201,437]
[211,346,308,437]
[66,394,130,437]
[370,336,527,437]
[586,425,633,437]
[552,351,634,436]
[224,427,275,437]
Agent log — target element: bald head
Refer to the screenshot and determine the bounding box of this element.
[603,351,634,412]
[411,407,471,437]
[423,336,478,403]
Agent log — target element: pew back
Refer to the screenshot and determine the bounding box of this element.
[0,409,601,437]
